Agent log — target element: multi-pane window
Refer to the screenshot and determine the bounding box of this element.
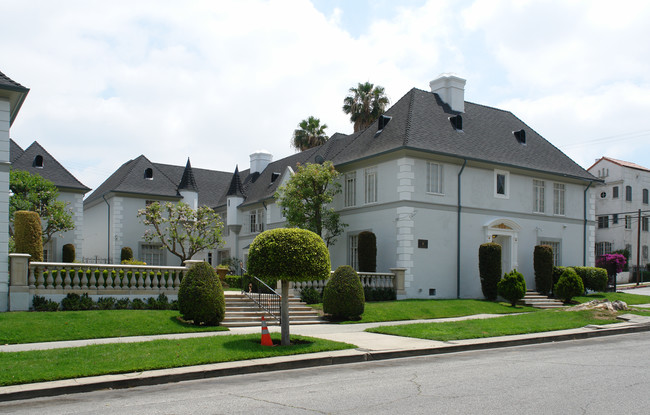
[626,185,632,201]
[344,172,356,207]
[540,240,560,266]
[643,216,649,232]
[625,215,632,229]
[365,167,377,204]
[613,186,619,198]
[533,179,545,213]
[249,209,264,233]
[217,250,230,267]
[494,170,509,198]
[643,245,649,260]
[141,244,163,265]
[612,214,619,224]
[595,242,612,257]
[553,183,565,215]
[644,189,649,205]
[427,162,443,194]
[349,234,359,270]
[598,216,609,229]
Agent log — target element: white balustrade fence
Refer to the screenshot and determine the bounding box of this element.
[292,271,402,292]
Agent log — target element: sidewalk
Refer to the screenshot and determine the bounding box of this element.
[3,306,650,401]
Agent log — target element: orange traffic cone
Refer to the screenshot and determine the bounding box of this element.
[261,316,274,346]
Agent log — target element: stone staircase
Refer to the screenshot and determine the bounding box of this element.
[517,290,566,309]
[222,291,324,328]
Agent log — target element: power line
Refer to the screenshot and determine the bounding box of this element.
[559,129,650,150]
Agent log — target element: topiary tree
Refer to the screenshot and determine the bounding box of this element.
[14,210,43,262]
[248,228,330,345]
[121,246,133,262]
[498,269,526,307]
[534,245,553,295]
[62,243,75,263]
[323,265,365,319]
[357,231,376,272]
[555,268,584,303]
[479,243,501,301]
[178,262,225,325]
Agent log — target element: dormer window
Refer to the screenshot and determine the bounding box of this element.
[144,168,153,180]
[33,155,44,168]
[450,115,463,131]
[514,129,526,144]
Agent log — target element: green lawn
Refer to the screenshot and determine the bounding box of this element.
[574,291,650,305]
[366,309,620,341]
[310,299,537,323]
[0,310,228,345]
[0,334,356,386]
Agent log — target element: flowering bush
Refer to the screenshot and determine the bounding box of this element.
[596,254,627,275]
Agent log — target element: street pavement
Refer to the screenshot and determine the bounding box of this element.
[2,285,650,402]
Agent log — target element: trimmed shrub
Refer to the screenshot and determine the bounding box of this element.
[33,295,59,311]
[552,266,568,289]
[115,298,131,309]
[14,210,43,262]
[62,244,76,263]
[357,231,377,272]
[225,275,242,289]
[96,297,116,310]
[498,269,527,306]
[573,266,608,293]
[131,298,145,310]
[121,246,133,262]
[300,287,322,304]
[534,245,553,295]
[178,262,225,325]
[323,265,365,320]
[364,286,397,302]
[122,259,146,265]
[479,243,502,301]
[61,293,95,311]
[555,268,584,303]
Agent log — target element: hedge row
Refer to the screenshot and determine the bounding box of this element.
[32,293,177,312]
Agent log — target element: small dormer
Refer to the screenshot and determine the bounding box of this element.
[33,155,44,168]
[144,167,153,180]
[513,129,526,144]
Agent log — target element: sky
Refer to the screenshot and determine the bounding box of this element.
[2,0,650,193]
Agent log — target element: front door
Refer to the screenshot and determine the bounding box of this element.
[493,235,511,275]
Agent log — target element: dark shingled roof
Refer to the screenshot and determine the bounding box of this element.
[226,166,245,198]
[0,70,29,126]
[10,140,90,193]
[178,158,199,192]
[0,70,28,92]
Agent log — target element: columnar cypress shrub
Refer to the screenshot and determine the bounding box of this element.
[357,231,377,272]
[178,262,225,325]
[534,245,553,295]
[62,243,75,263]
[479,242,501,301]
[323,265,365,319]
[555,268,584,303]
[121,246,133,262]
[14,210,43,262]
[498,269,527,306]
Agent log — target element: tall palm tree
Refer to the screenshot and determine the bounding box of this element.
[291,116,329,152]
[342,82,390,132]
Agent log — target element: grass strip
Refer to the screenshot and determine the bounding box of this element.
[310,299,537,324]
[574,292,650,305]
[0,334,355,386]
[366,309,619,341]
[0,310,227,345]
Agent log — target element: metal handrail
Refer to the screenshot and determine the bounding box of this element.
[240,265,281,324]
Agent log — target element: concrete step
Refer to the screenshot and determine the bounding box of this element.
[221,294,323,328]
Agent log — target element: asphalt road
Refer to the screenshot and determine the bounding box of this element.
[2,332,649,414]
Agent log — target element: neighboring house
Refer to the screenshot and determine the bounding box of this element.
[85,74,599,299]
[10,140,90,262]
[1,69,29,311]
[588,157,650,268]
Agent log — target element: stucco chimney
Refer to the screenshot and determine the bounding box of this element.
[429,73,466,113]
[250,150,273,174]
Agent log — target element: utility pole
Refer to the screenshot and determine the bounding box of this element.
[637,209,641,285]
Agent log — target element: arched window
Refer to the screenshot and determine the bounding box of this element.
[144,168,153,180]
[33,155,44,168]
[626,185,632,202]
[643,188,649,205]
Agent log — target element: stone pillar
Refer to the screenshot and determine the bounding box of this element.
[390,267,407,298]
[9,253,31,311]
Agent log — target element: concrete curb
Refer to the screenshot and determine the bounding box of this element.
[3,322,650,402]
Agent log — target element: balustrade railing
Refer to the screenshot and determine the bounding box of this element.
[292,271,396,292]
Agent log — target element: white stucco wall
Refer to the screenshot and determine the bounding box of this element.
[0,99,9,311]
[45,191,85,261]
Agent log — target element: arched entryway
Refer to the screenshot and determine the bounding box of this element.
[484,218,521,274]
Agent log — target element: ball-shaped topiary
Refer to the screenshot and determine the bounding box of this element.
[323,265,365,320]
[534,245,553,295]
[14,210,43,262]
[479,243,502,301]
[498,269,526,306]
[178,262,225,325]
[62,243,75,263]
[554,268,584,303]
[121,246,134,262]
[357,231,377,272]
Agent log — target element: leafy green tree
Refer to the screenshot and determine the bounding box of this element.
[342,81,389,132]
[137,201,224,264]
[9,169,74,244]
[275,161,347,247]
[248,228,330,345]
[292,116,328,151]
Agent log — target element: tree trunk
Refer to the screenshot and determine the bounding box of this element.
[281,280,290,346]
